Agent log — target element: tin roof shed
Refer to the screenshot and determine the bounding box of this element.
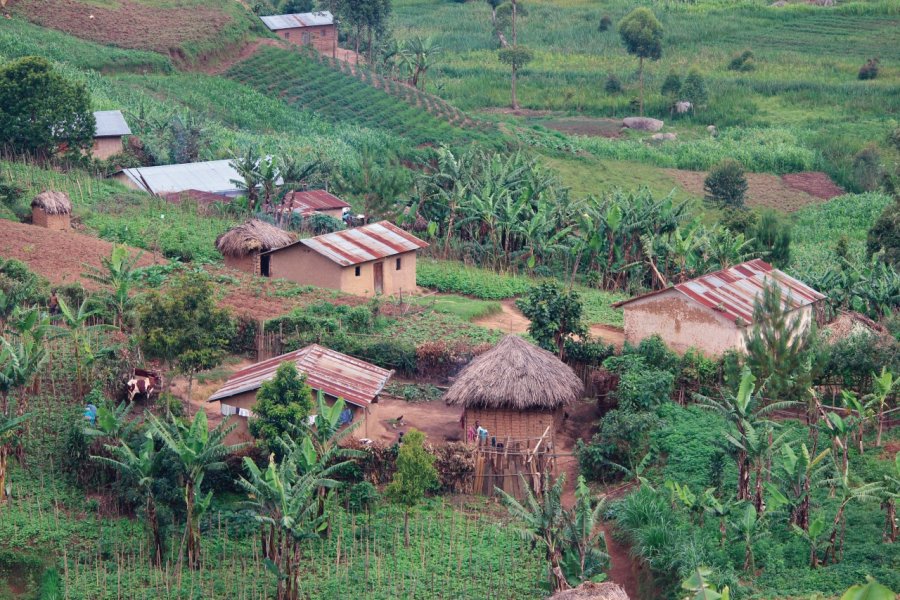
[260,11,334,30]
[94,110,131,137]
[265,220,428,266]
[286,190,350,214]
[116,160,245,196]
[208,344,393,408]
[613,259,825,324]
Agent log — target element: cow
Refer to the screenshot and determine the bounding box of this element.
[126,376,155,403]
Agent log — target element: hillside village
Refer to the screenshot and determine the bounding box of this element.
[0,0,898,598]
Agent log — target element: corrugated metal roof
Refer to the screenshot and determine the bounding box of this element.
[266,220,429,266]
[208,344,393,408]
[614,259,825,324]
[117,160,243,195]
[260,11,333,30]
[287,190,350,214]
[94,110,131,137]
[161,189,234,205]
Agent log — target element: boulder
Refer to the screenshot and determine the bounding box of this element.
[675,101,693,114]
[622,117,664,132]
[548,582,630,600]
[650,132,677,142]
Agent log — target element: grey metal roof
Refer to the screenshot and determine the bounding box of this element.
[117,160,244,195]
[260,11,333,30]
[93,110,131,137]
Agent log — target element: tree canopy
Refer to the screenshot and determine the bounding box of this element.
[249,361,314,451]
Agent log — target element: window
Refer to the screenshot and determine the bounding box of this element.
[355,266,361,277]
[396,258,402,271]
[321,30,326,37]
[284,31,290,39]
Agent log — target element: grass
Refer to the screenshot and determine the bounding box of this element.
[579,287,626,328]
[410,293,502,321]
[416,259,534,299]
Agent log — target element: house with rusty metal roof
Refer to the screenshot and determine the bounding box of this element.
[283,189,350,219]
[612,259,825,356]
[261,220,428,297]
[209,344,393,445]
[260,11,336,54]
[92,110,131,160]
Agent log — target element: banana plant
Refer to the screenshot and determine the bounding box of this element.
[791,512,828,568]
[51,297,116,399]
[681,566,730,600]
[869,368,896,448]
[82,245,145,331]
[702,491,734,547]
[767,442,830,531]
[730,503,766,573]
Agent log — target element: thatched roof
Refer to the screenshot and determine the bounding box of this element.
[31,191,72,215]
[444,335,583,410]
[548,582,629,600]
[215,219,293,258]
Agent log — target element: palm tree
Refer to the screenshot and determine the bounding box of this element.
[51,297,116,398]
[83,245,144,331]
[496,473,569,591]
[695,368,796,501]
[146,410,245,569]
[93,434,164,564]
[229,148,261,213]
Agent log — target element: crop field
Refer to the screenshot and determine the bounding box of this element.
[227,46,494,146]
[12,0,260,63]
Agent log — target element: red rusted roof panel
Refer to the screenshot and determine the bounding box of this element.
[615,259,825,324]
[294,220,429,266]
[208,344,394,407]
[287,190,350,214]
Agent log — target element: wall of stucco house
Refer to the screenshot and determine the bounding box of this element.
[268,244,343,289]
[224,253,259,275]
[275,24,335,53]
[92,136,124,160]
[623,289,814,356]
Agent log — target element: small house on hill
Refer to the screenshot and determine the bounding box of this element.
[113,160,245,196]
[262,220,428,297]
[613,259,825,356]
[31,191,71,231]
[216,220,294,275]
[260,11,336,54]
[92,110,131,160]
[208,344,394,445]
[283,190,350,219]
[444,335,584,444]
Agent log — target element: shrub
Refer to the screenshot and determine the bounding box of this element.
[598,15,612,31]
[727,50,755,72]
[661,71,682,98]
[704,159,748,208]
[616,367,674,411]
[867,197,900,265]
[577,407,662,481]
[604,74,622,95]
[753,210,791,268]
[852,144,883,191]
[858,57,880,80]
[346,481,379,513]
[720,207,757,234]
[681,68,708,108]
[632,335,680,375]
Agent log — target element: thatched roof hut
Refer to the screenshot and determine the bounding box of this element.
[31,191,72,230]
[215,219,293,274]
[32,191,72,215]
[445,335,583,443]
[548,582,630,600]
[445,335,583,411]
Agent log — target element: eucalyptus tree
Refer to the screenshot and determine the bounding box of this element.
[146,410,245,569]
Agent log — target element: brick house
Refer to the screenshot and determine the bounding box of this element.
[260,11,336,54]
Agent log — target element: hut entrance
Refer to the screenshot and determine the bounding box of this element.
[260,255,270,277]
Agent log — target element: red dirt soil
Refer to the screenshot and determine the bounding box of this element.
[781,172,845,200]
[475,300,625,348]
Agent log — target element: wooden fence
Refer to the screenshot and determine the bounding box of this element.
[470,428,558,500]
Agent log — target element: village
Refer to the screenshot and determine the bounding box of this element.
[0,0,899,599]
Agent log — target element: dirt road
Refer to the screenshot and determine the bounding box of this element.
[474,300,625,348]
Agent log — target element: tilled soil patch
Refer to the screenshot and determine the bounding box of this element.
[666,168,827,212]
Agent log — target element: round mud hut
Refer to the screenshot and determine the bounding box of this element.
[215,219,294,275]
[444,335,584,444]
[31,191,72,231]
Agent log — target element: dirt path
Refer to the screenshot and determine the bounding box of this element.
[474,300,625,348]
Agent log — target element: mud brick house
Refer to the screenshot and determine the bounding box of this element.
[260,11,336,54]
[91,110,131,160]
[208,344,393,445]
[613,259,825,356]
[262,220,428,297]
[216,219,294,275]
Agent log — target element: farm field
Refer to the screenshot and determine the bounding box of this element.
[1,0,899,598]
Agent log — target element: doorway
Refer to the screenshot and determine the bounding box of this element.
[373,262,384,294]
[260,255,270,277]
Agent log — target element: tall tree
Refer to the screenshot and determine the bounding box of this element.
[147,410,245,569]
[516,283,586,359]
[618,8,663,117]
[496,0,531,109]
[386,428,438,547]
[249,362,314,454]
[0,56,94,158]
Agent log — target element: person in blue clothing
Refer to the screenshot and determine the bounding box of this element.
[83,402,98,426]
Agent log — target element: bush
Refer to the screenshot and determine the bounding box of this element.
[661,71,682,98]
[346,481,379,513]
[598,15,612,31]
[720,207,757,234]
[577,407,662,481]
[704,159,748,208]
[858,57,879,80]
[616,367,674,411]
[753,210,791,268]
[727,50,755,72]
[681,68,708,108]
[852,144,883,191]
[604,74,622,95]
